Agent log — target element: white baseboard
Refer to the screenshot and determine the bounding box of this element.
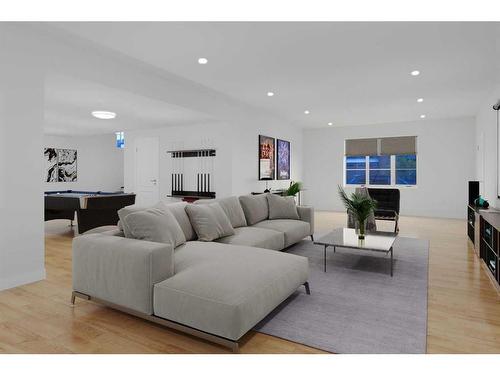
[0,268,46,292]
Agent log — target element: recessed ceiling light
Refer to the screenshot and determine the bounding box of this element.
[328,122,333,126]
[198,57,208,65]
[92,111,116,120]
[267,92,275,97]
[411,70,420,76]
[417,98,424,103]
[304,110,310,115]
[420,114,426,119]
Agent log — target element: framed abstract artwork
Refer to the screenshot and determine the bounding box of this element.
[44,148,58,182]
[276,139,291,180]
[258,135,275,180]
[44,148,77,182]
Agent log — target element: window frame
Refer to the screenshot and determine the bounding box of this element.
[343,154,418,188]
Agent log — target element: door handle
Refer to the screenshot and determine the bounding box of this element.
[151,179,157,184]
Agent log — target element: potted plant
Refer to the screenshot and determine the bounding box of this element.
[338,186,377,239]
[284,181,302,197]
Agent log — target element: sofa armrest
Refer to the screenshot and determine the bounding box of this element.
[297,205,314,236]
[72,233,174,315]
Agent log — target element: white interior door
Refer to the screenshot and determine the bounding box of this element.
[135,137,159,206]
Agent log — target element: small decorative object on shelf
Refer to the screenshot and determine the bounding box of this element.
[474,195,490,208]
[338,186,377,240]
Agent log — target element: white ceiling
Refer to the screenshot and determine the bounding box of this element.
[51,22,500,131]
[44,74,217,136]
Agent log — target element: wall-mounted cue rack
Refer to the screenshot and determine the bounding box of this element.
[167,148,216,202]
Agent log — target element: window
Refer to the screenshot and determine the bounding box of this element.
[345,156,366,184]
[344,136,417,187]
[344,154,417,187]
[115,132,125,149]
[369,155,391,185]
[396,154,417,185]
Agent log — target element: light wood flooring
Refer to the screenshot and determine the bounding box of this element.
[0,212,499,353]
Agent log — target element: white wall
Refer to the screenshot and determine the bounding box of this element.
[475,85,500,207]
[0,26,45,291]
[124,118,303,201]
[303,117,476,219]
[44,134,124,192]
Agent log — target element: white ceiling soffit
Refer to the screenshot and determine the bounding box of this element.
[44,74,218,136]
[53,22,500,128]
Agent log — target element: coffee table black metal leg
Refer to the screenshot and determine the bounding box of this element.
[324,245,327,272]
[390,247,393,277]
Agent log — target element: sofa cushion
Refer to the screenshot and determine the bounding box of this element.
[185,202,235,241]
[122,206,186,248]
[195,196,247,228]
[253,219,310,247]
[118,202,163,238]
[267,194,299,220]
[239,194,269,225]
[215,226,284,250]
[153,241,309,341]
[164,201,197,241]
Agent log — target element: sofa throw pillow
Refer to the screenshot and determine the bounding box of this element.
[195,196,247,228]
[239,194,269,225]
[122,206,186,248]
[185,202,235,241]
[267,194,299,220]
[118,202,164,238]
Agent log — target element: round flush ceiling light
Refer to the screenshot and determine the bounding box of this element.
[304,110,310,115]
[198,57,208,64]
[417,98,424,103]
[410,70,420,76]
[267,91,275,97]
[420,114,426,119]
[92,111,116,120]
[328,122,333,126]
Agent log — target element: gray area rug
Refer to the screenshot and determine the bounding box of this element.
[254,235,429,354]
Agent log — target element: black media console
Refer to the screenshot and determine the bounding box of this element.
[467,204,500,290]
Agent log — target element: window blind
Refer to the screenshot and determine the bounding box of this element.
[345,138,378,156]
[380,136,416,155]
[345,136,416,156]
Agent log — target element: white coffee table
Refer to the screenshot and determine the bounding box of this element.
[314,228,397,276]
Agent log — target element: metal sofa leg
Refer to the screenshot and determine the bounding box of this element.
[304,282,311,295]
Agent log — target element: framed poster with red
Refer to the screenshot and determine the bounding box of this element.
[258,135,275,180]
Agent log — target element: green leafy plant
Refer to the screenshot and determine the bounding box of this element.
[338,186,377,237]
[284,181,302,197]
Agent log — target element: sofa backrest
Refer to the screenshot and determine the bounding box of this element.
[239,194,269,225]
[164,202,197,241]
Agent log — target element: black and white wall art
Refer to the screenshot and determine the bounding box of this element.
[44,148,58,182]
[44,148,77,182]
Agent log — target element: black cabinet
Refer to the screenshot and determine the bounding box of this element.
[467,206,475,244]
[474,209,500,287]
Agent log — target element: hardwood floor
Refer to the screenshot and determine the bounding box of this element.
[0,213,499,353]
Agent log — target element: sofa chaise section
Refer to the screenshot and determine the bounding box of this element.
[153,241,309,341]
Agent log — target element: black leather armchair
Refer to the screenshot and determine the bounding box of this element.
[367,188,400,233]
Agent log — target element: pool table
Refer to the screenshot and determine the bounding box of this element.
[45,190,136,234]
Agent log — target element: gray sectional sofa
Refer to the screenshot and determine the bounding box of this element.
[72,194,314,352]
